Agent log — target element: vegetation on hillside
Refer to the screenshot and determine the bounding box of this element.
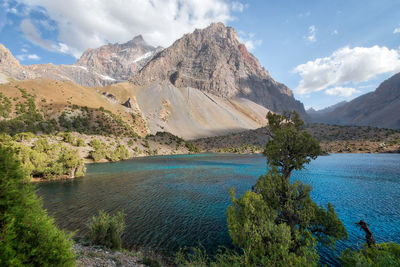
[89,139,130,162]
[193,123,400,154]
[0,85,138,137]
[0,146,75,266]
[0,133,85,179]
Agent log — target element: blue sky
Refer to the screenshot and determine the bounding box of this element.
[1,0,400,110]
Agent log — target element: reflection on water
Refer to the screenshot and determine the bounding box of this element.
[38,153,400,265]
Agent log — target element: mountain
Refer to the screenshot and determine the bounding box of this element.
[307,101,347,115]
[0,36,159,86]
[310,73,400,129]
[130,22,308,119]
[0,23,312,139]
[307,101,347,122]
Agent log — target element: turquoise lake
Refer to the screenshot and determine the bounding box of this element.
[37,153,400,265]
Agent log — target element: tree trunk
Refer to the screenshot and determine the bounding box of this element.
[70,167,76,179]
[356,220,375,247]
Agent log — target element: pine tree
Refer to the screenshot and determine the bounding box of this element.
[0,146,75,266]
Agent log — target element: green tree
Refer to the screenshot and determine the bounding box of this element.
[227,111,347,266]
[0,146,75,266]
[263,111,321,180]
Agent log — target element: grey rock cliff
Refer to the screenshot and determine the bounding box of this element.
[130,22,308,118]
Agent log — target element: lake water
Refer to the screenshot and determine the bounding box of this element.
[37,153,400,265]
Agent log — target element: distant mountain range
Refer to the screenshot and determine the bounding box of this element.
[0,35,160,87]
[308,73,400,129]
[0,23,310,138]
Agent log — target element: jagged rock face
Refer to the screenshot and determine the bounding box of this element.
[0,44,36,80]
[130,22,307,117]
[310,72,400,129]
[0,36,159,86]
[75,35,160,82]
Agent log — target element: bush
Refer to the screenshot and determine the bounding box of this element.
[76,138,86,147]
[89,140,107,162]
[185,142,200,153]
[88,210,126,249]
[114,144,130,161]
[0,146,75,266]
[63,132,76,144]
[341,242,400,266]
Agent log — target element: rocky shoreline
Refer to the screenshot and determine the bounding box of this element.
[74,243,147,267]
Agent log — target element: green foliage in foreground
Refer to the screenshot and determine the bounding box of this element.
[0,146,75,266]
[341,242,400,267]
[0,133,86,179]
[88,210,126,249]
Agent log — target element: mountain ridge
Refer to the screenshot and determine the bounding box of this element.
[0,36,159,86]
[309,72,400,129]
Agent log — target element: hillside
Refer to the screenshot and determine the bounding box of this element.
[0,78,271,139]
[309,72,400,129]
[193,123,400,154]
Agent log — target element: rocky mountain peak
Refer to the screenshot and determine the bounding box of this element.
[128,35,145,45]
[130,22,306,117]
[0,43,38,80]
[0,44,21,67]
[74,36,159,82]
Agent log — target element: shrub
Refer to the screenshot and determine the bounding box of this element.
[63,132,76,144]
[0,146,75,266]
[88,210,126,249]
[76,138,86,147]
[89,140,107,162]
[341,242,400,266]
[185,142,200,153]
[115,144,130,160]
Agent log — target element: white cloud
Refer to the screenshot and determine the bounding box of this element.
[238,32,262,52]
[16,53,40,61]
[294,45,400,94]
[231,2,248,12]
[27,54,40,60]
[325,86,360,97]
[393,27,400,34]
[305,25,316,42]
[15,0,235,58]
[332,29,338,35]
